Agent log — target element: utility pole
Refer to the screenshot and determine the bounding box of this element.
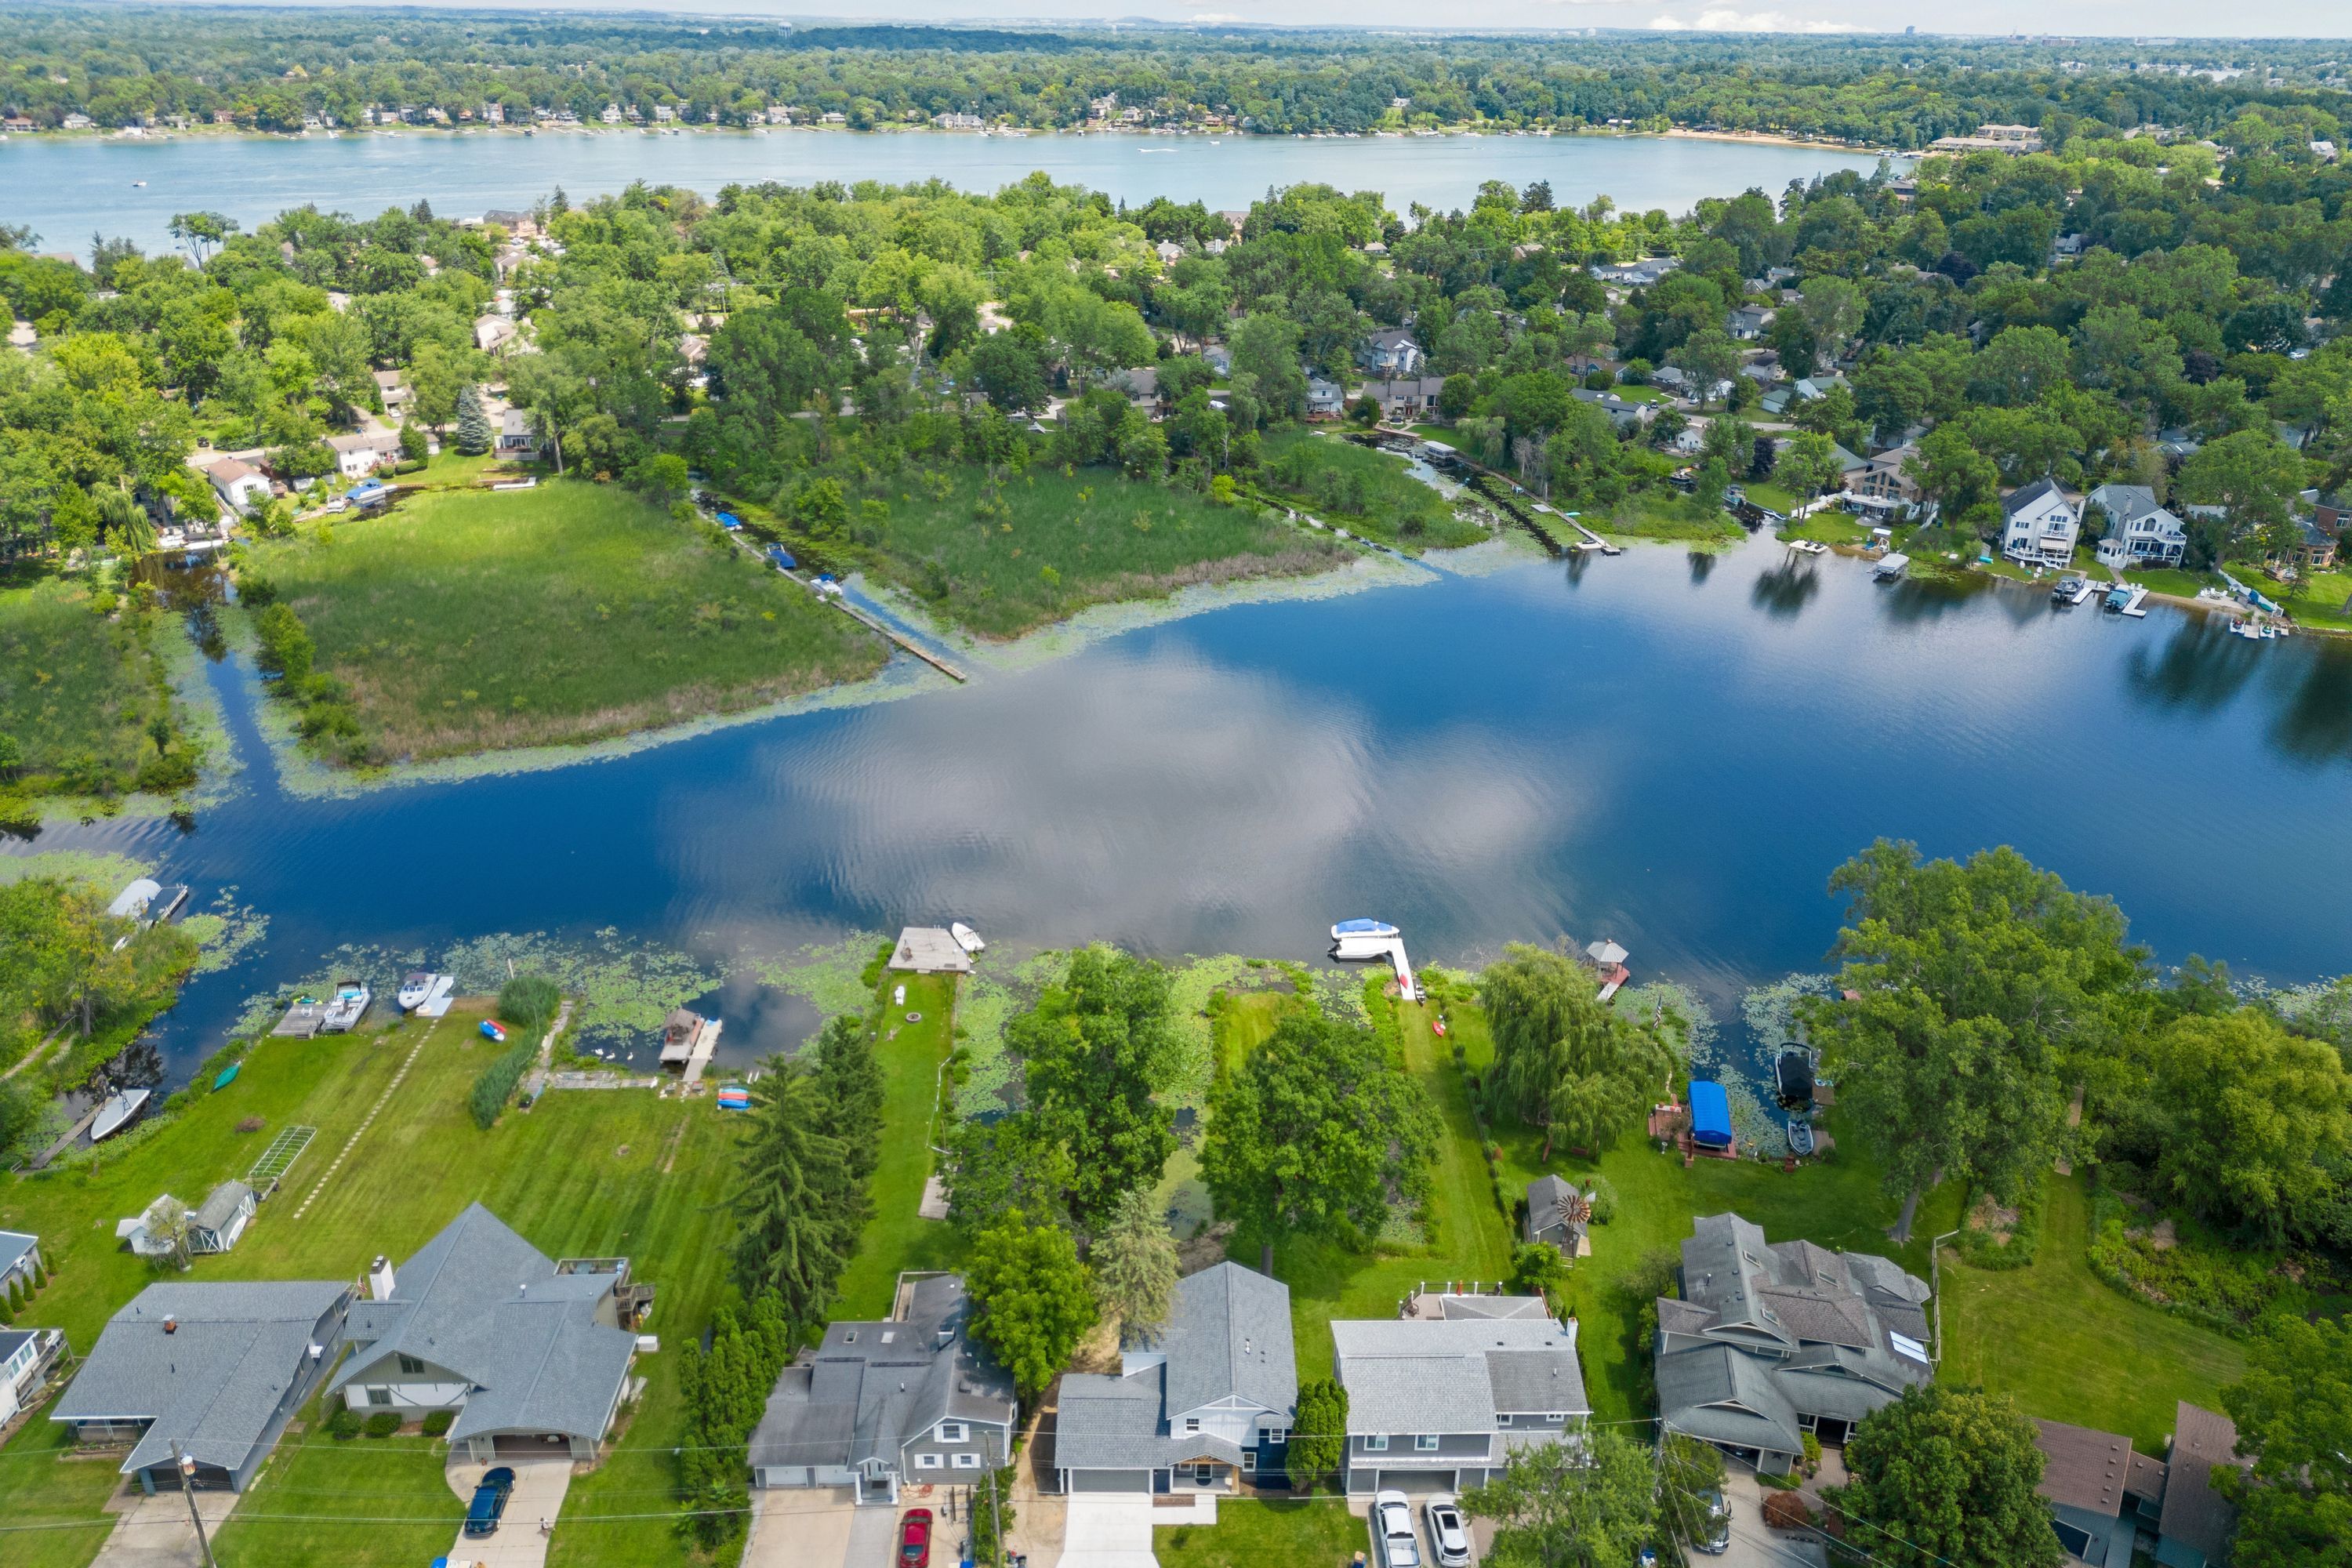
[984,1457,1003,1568]
[171,1442,219,1568]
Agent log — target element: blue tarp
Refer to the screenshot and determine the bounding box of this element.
[766,545,797,571]
[715,511,742,529]
[1690,1080,1733,1147]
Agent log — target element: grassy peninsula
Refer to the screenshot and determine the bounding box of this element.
[0,574,204,815]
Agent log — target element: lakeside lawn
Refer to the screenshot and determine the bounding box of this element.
[859,463,1345,641]
[2272,567,2352,632]
[1940,1174,2245,1452]
[242,481,886,764]
[2125,566,2219,599]
[1780,510,1869,547]
[830,971,966,1319]
[1258,431,1488,552]
[1603,491,1744,546]
[1740,481,1802,516]
[1158,1497,1366,1566]
[0,998,740,1568]
[0,575,180,800]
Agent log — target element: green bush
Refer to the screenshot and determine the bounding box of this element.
[2084,1181,2322,1334]
[495,975,562,1033]
[363,1411,401,1438]
[326,1407,362,1439]
[467,1038,536,1130]
[1588,1174,1619,1225]
[423,1409,454,1437]
[1953,1178,2045,1271]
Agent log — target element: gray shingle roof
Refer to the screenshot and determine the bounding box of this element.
[193,1182,253,1235]
[1056,1367,1181,1472]
[54,1280,347,1478]
[1654,1341,1804,1456]
[2002,475,2066,517]
[0,1229,36,1278]
[1333,1316,1588,1435]
[1162,1263,1295,1421]
[325,1203,635,1446]
[2158,1402,2244,1564]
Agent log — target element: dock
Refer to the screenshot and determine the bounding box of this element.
[681,1019,723,1085]
[827,595,967,682]
[271,1001,327,1038]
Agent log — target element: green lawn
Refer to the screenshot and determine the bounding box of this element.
[1258,431,1487,552]
[2124,567,2219,598]
[2271,568,2352,632]
[1940,1174,2245,1451]
[0,575,182,800]
[0,996,742,1568]
[1406,423,1452,444]
[831,971,966,1319]
[241,481,885,764]
[214,1417,458,1568]
[1157,1496,1366,1567]
[1780,510,1869,546]
[0,1409,122,1568]
[1740,481,1802,515]
[1604,492,1744,546]
[850,463,1345,641]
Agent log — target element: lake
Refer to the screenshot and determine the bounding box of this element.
[0,128,1896,253]
[10,533,2350,1098]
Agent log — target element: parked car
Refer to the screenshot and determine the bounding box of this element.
[1373,1489,1421,1568]
[898,1507,933,1568]
[462,1465,515,1537]
[1696,1488,1731,1555]
[1424,1497,1472,1566]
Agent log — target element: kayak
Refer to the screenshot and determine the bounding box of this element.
[481,1020,508,1044]
[213,1062,241,1091]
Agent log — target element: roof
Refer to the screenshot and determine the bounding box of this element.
[0,1327,42,1363]
[1161,1262,1295,1421]
[889,927,973,975]
[1333,1315,1586,1436]
[0,1230,34,1276]
[192,1182,254,1234]
[54,1280,347,1479]
[327,1204,636,1446]
[2034,1419,2134,1518]
[2158,1402,2244,1565]
[1654,1341,1803,1456]
[205,457,262,483]
[327,430,399,453]
[499,408,535,435]
[2002,475,2070,517]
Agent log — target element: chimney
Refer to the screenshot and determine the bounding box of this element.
[368,1256,396,1301]
[164,1315,178,1334]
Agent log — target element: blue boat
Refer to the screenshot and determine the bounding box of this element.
[1690,1080,1734,1149]
[715,511,743,530]
[213,1062,241,1091]
[716,1085,752,1111]
[766,545,797,571]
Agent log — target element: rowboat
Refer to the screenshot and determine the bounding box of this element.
[1788,1119,1817,1156]
[91,1088,151,1141]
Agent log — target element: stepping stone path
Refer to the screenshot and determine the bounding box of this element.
[294,1017,439,1221]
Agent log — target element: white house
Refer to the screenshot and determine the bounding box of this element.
[203,458,273,515]
[1358,328,1424,378]
[0,1327,66,1426]
[2086,483,2188,569]
[327,430,402,480]
[2001,477,2083,568]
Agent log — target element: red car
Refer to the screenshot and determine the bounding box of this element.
[898,1508,932,1568]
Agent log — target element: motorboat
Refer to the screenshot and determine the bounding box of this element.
[1788,1119,1817,1157]
[320,978,372,1033]
[91,1087,151,1141]
[1773,1050,1815,1108]
[950,922,985,955]
[1330,919,1401,959]
[2051,574,2086,604]
[397,971,443,1011]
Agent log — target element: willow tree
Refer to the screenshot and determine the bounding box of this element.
[1480,944,1675,1161]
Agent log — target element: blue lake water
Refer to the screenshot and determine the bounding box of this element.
[0,128,1896,253]
[11,534,2350,1092]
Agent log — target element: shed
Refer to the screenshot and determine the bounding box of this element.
[887,927,974,975]
[190,1182,256,1254]
[1689,1082,1733,1149]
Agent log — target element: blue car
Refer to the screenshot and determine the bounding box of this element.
[463,1466,516,1537]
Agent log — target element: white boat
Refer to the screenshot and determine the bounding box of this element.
[320,978,372,1033]
[1330,918,1401,960]
[91,1088,151,1141]
[396,972,446,1011]
[949,922,985,955]
[1873,552,1911,581]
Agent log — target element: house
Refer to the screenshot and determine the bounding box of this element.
[0,1327,68,1427]
[327,429,402,480]
[888,926,974,975]
[327,1204,648,1462]
[2033,1417,2167,1566]
[203,457,272,514]
[2001,477,2083,568]
[1108,364,1162,415]
[2086,484,2188,569]
[62,113,95,131]
[0,1229,41,1297]
[1305,376,1346,421]
[1571,387,1648,433]
[1652,1213,1932,1474]
[496,408,539,457]
[1154,239,1185,265]
[1332,1294,1587,1495]
[2287,515,2339,573]
[1201,343,1233,377]
[1355,376,1448,422]
[1591,257,1679,287]
[1056,1261,1296,1495]
[750,1272,1014,1503]
[1523,1174,1592,1258]
[2155,1402,2246,1568]
[1358,328,1424,378]
[474,314,517,354]
[1727,306,1771,340]
[1852,445,1921,506]
[372,369,412,414]
[53,1279,351,1492]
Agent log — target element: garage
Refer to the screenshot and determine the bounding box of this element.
[757,1465,816,1488]
[1068,1468,1152,1493]
[492,1432,573,1457]
[1375,1469,1459,1494]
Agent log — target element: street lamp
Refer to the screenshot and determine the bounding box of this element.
[171,1442,220,1568]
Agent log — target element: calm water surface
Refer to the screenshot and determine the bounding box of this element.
[10,535,2350,1090]
[2,129,1896,252]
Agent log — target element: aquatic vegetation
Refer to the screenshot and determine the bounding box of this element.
[180,887,269,975]
[1740,973,1835,1055]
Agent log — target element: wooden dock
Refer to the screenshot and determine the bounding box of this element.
[827,597,967,682]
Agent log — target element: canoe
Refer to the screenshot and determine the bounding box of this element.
[213,1062,241,1091]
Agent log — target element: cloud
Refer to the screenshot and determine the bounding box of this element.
[1651,9,1860,28]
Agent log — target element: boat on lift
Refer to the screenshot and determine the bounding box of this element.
[1330,918,1401,959]
[950,922,985,955]
[320,978,372,1033]
[397,971,445,1011]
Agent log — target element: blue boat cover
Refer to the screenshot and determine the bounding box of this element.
[715,511,742,528]
[767,546,797,569]
[1690,1080,1733,1147]
[1333,918,1395,935]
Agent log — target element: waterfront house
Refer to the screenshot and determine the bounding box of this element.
[2032,1417,2168,1566]
[1305,376,1347,421]
[1332,1292,1587,1495]
[1652,1213,1932,1473]
[328,428,403,480]
[328,1203,648,1462]
[495,408,540,458]
[1852,445,1921,506]
[203,457,272,515]
[750,1272,1014,1502]
[2085,484,2189,569]
[1056,1261,1296,1495]
[0,1229,41,1297]
[2154,1402,2245,1568]
[0,1327,68,1426]
[2001,477,2084,568]
[53,1279,352,1492]
[1358,328,1424,378]
[1356,376,1448,422]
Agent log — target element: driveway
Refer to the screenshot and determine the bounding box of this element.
[1056,1494,1160,1568]
[1715,1470,1828,1568]
[92,1488,238,1568]
[743,1487,862,1568]
[443,1457,572,1568]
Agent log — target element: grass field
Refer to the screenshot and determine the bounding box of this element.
[1780,510,1870,547]
[2124,566,2218,598]
[1604,491,1745,546]
[0,997,741,1568]
[1740,481,1803,516]
[2271,567,2352,632]
[831,971,967,1320]
[859,463,1345,641]
[1157,1497,1367,1566]
[0,575,178,799]
[1258,432,1487,552]
[242,481,886,764]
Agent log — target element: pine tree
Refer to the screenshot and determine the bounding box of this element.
[728,1064,852,1320]
[455,385,493,456]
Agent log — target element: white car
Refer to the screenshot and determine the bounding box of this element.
[1424,1497,1472,1566]
[1373,1489,1421,1568]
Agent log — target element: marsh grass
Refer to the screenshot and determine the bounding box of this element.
[0,575,176,797]
[242,482,887,764]
[1258,431,1487,551]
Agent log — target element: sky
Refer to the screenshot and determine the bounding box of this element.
[214,1,2350,42]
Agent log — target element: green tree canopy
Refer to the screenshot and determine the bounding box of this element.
[2220,1315,2352,1568]
[1090,1187,1178,1347]
[964,1210,1097,1403]
[1482,944,1675,1161]
[1464,1427,1657,1568]
[1826,1385,2062,1568]
[1011,944,1181,1234]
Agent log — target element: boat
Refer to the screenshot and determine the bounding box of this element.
[716,1085,753,1111]
[1788,1119,1817,1156]
[213,1062,241,1091]
[397,971,441,1011]
[481,1019,508,1044]
[1774,1050,1815,1108]
[320,979,371,1033]
[1872,552,1911,582]
[90,1088,151,1141]
[659,1008,706,1067]
[2051,574,2085,604]
[1787,538,1829,557]
[1330,918,1401,959]
[950,922,985,954]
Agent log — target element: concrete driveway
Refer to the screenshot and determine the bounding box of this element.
[1057,1494,1160,1568]
[92,1488,238,1568]
[744,1487,862,1568]
[1715,1471,1827,1568]
[442,1457,572,1568]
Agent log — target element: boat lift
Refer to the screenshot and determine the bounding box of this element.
[1330,919,1421,1001]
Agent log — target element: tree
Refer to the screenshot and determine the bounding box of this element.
[1507,1242,1570,1305]
[2220,1315,2352,1568]
[1657,1433,1728,1565]
[1482,945,1673,1160]
[166,211,237,266]
[453,383,493,456]
[1463,1428,1657,1568]
[1202,1003,1438,1243]
[965,328,1052,413]
[1288,1377,1348,1492]
[2175,430,2309,550]
[1090,1188,1177,1345]
[1826,1385,2062,1568]
[1230,311,1308,422]
[807,1014,885,1188]
[728,1062,853,1322]
[964,1210,1096,1404]
[1672,328,1741,407]
[1773,431,1845,499]
[1012,946,1180,1233]
[1803,840,2140,1241]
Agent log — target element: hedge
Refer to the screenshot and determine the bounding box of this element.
[467,1038,536,1130]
